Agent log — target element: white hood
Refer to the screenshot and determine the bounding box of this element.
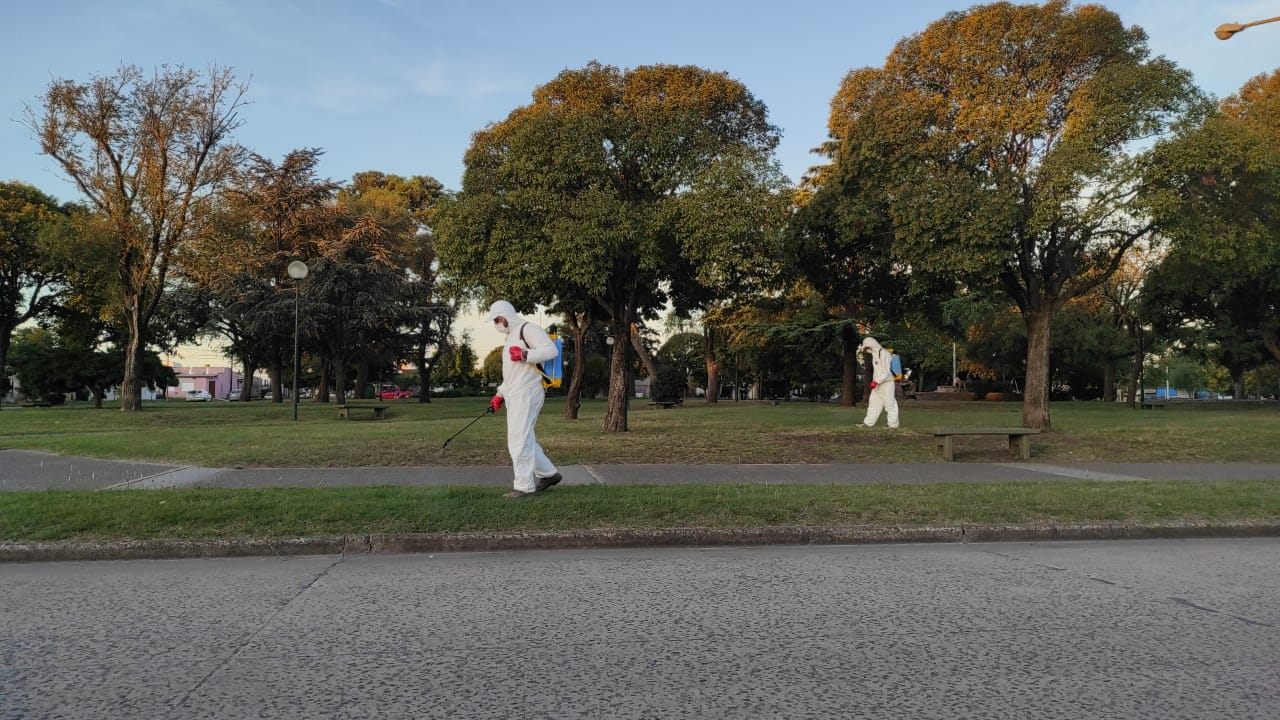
[858,336,884,354]
[486,300,522,325]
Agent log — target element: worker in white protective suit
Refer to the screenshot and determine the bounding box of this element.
[487,300,562,499]
[859,336,899,429]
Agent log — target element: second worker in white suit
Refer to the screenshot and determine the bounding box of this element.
[487,300,562,499]
[859,335,899,429]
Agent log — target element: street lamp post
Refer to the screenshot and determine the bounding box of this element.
[287,260,309,421]
[1215,15,1280,40]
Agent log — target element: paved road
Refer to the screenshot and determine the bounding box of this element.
[2,539,1276,719]
[5,449,1280,491]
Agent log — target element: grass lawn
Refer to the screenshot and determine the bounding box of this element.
[2,397,1279,543]
[3,481,1279,543]
[2,396,1280,466]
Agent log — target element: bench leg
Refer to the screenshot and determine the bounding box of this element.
[338,407,349,420]
[937,436,954,461]
[1011,434,1031,460]
[373,409,386,420]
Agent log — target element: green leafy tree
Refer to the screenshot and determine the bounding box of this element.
[0,182,66,404]
[1146,70,1280,377]
[338,172,452,403]
[1141,253,1267,400]
[825,1,1200,429]
[790,86,954,405]
[432,332,481,392]
[10,326,174,407]
[1096,242,1163,406]
[657,332,706,389]
[307,211,422,407]
[437,61,783,432]
[481,345,503,389]
[28,64,247,411]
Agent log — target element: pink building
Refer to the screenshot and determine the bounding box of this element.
[169,364,246,400]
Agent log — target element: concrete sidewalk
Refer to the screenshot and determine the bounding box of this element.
[3,449,1279,562]
[5,448,1280,492]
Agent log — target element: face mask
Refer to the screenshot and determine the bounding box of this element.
[495,321,509,335]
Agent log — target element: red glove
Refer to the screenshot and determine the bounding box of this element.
[869,381,877,389]
[508,346,526,362]
[489,395,504,412]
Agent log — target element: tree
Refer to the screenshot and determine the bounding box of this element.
[1142,248,1269,399]
[1098,241,1163,406]
[790,76,943,407]
[0,182,66,405]
[10,326,175,407]
[825,1,1199,429]
[338,172,452,403]
[28,64,248,411]
[657,332,706,390]
[437,61,784,432]
[1146,70,1280,376]
[182,148,340,402]
[307,205,425,406]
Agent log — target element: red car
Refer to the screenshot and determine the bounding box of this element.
[379,388,413,400]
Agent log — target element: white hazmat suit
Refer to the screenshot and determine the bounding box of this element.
[487,300,561,494]
[859,336,899,428]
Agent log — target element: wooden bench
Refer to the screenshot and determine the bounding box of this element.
[1140,400,1167,409]
[647,401,679,409]
[337,404,389,420]
[933,427,1040,461]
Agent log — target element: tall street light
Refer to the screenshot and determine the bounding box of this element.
[287,260,309,421]
[1215,15,1280,40]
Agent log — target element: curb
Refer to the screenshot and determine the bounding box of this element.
[3,520,1279,562]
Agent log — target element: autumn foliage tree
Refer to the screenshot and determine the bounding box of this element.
[182,148,340,401]
[821,1,1199,429]
[28,65,247,411]
[337,172,452,403]
[437,61,784,432]
[1146,70,1280,375]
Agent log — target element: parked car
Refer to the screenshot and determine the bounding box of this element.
[185,389,212,402]
[379,388,413,400]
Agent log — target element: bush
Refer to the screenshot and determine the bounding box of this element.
[651,363,687,404]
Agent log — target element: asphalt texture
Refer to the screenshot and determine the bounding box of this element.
[3,449,1280,561]
[5,540,1278,719]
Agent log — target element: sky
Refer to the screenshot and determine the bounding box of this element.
[3,0,1279,368]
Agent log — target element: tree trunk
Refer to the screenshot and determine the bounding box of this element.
[703,322,720,404]
[334,360,348,408]
[1103,364,1116,403]
[355,357,370,400]
[1022,308,1052,430]
[1125,322,1143,409]
[0,331,10,408]
[415,335,431,404]
[269,359,284,403]
[317,362,330,403]
[604,324,631,432]
[240,359,255,401]
[420,365,433,404]
[120,297,145,411]
[565,323,586,419]
[841,349,857,407]
[1127,350,1142,409]
[840,322,859,406]
[1261,326,1280,365]
[630,323,658,389]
